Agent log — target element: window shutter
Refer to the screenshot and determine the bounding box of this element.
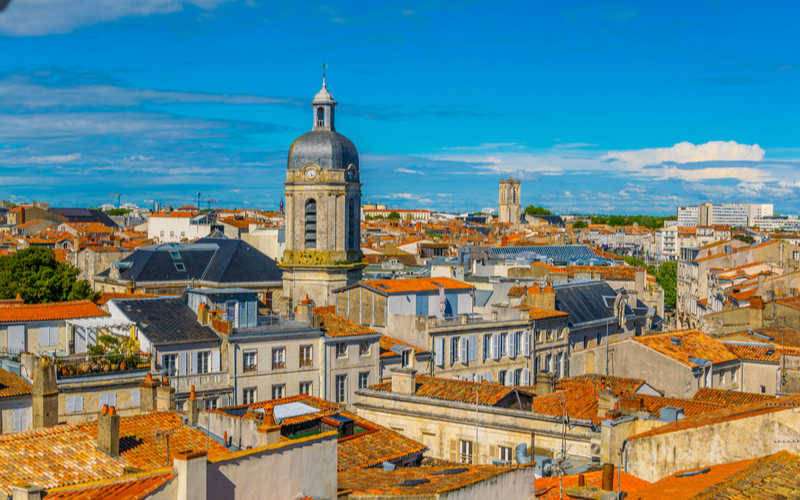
[484,371,492,382]
[50,325,59,347]
[190,352,198,375]
[509,333,516,358]
[179,353,187,376]
[450,338,456,365]
[506,370,515,386]
[220,395,230,408]
[490,445,497,461]
[460,337,469,363]
[39,326,48,348]
[434,338,445,367]
[131,389,140,406]
[469,335,478,362]
[523,330,531,357]
[522,368,530,385]
[13,409,20,432]
[211,350,220,372]
[76,395,83,412]
[66,397,74,413]
[492,334,499,360]
[450,439,458,461]
[475,373,483,383]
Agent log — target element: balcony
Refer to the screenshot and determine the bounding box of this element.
[272,361,286,370]
[243,364,258,374]
[55,352,151,380]
[167,371,230,393]
[300,359,313,368]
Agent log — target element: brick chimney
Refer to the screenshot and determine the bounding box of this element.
[391,368,417,395]
[597,389,619,418]
[97,405,120,457]
[535,372,553,396]
[187,386,199,426]
[138,373,160,412]
[174,450,207,500]
[32,358,58,429]
[157,379,177,411]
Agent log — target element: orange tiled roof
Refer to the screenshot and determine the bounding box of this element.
[338,464,525,496]
[514,303,569,320]
[363,277,474,294]
[628,450,800,500]
[370,375,516,406]
[0,412,228,495]
[149,211,199,218]
[535,469,650,500]
[43,471,175,500]
[313,307,379,338]
[630,393,800,441]
[0,367,32,398]
[0,300,107,323]
[336,410,427,471]
[691,387,775,406]
[633,330,738,368]
[724,342,800,363]
[379,335,427,359]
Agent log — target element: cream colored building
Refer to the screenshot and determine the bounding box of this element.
[498,178,521,225]
[147,211,213,243]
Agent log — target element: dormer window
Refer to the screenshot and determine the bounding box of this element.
[170,251,181,260]
[175,263,186,272]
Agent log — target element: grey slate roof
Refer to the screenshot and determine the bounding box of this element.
[49,207,117,228]
[552,279,632,328]
[113,297,220,345]
[288,129,359,171]
[97,238,282,285]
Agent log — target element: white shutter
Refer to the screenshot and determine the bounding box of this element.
[509,333,516,358]
[435,338,445,367]
[460,337,469,363]
[220,395,230,408]
[211,350,220,372]
[39,325,48,348]
[76,396,84,412]
[65,396,73,413]
[484,371,492,382]
[50,324,60,347]
[469,335,478,362]
[522,330,531,357]
[506,370,515,386]
[190,352,198,375]
[131,389,140,406]
[522,368,530,385]
[492,334,500,360]
[475,373,483,383]
[179,353,187,376]
[13,409,20,432]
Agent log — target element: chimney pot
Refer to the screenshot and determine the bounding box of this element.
[101,404,109,415]
[190,385,196,400]
[578,474,585,487]
[602,463,614,491]
[145,373,153,382]
[108,406,116,416]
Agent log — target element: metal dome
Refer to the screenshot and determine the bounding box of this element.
[288,130,359,171]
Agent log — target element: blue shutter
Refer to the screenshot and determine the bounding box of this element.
[434,338,444,367]
[445,294,458,316]
[416,294,429,316]
[469,334,478,362]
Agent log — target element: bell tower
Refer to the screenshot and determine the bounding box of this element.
[281,77,365,308]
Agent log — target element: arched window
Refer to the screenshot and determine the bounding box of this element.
[316,107,325,127]
[305,199,317,249]
[348,197,356,249]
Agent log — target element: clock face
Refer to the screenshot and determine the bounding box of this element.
[305,169,316,180]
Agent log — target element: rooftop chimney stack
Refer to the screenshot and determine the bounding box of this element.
[174,450,207,500]
[32,358,58,429]
[535,372,553,396]
[187,385,199,426]
[602,463,614,491]
[157,379,177,411]
[391,367,417,396]
[11,485,42,500]
[139,373,160,412]
[97,405,120,457]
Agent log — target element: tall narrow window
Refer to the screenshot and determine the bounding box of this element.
[316,106,325,126]
[305,199,317,249]
[348,197,356,250]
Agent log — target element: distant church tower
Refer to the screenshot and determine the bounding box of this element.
[281,77,365,308]
[498,178,521,224]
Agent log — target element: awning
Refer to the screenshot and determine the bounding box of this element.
[65,317,133,329]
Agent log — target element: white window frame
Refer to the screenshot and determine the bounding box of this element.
[335,342,347,358]
[196,351,210,374]
[162,354,178,376]
[299,381,312,395]
[243,350,258,373]
[300,345,314,366]
[359,340,370,356]
[271,384,285,400]
[358,371,370,390]
[459,439,474,464]
[243,387,257,405]
[498,445,512,463]
[335,374,347,403]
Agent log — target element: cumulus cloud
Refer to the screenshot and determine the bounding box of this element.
[603,141,765,169]
[0,0,234,36]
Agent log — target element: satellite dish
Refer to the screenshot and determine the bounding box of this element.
[0,0,11,12]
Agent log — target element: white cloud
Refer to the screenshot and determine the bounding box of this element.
[2,153,82,165]
[395,168,425,175]
[0,0,234,36]
[603,141,765,168]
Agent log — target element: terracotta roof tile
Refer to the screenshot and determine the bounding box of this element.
[0,412,228,495]
[313,307,379,338]
[370,375,517,406]
[633,330,739,368]
[514,303,569,320]
[724,343,800,363]
[535,469,650,500]
[363,277,474,294]
[691,387,775,406]
[0,300,107,323]
[379,335,427,359]
[0,367,32,398]
[43,471,175,500]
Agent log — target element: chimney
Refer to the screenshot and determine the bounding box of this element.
[187,386,199,426]
[197,303,209,325]
[535,372,553,396]
[11,485,42,500]
[174,450,207,500]
[602,463,614,491]
[97,405,120,457]
[597,388,619,418]
[391,367,417,395]
[541,282,555,310]
[157,380,177,411]
[257,408,282,447]
[32,358,58,429]
[20,353,36,380]
[139,373,160,412]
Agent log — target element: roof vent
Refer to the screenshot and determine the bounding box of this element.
[766,349,775,356]
[659,406,685,423]
[677,468,711,478]
[670,337,682,347]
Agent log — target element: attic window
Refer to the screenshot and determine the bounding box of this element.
[175,263,186,272]
[170,251,181,260]
[670,337,682,347]
[766,349,775,356]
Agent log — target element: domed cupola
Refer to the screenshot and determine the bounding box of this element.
[287,75,359,171]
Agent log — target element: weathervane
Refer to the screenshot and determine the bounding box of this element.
[322,63,328,85]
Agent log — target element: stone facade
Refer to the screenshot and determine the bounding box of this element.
[498,178,521,225]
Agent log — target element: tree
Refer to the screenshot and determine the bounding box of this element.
[734,234,756,244]
[655,261,678,309]
[386,211,401,220]
[573,220,588,229]
[105,208,130,216]
[0,247,100,304]
[524,205,552,216]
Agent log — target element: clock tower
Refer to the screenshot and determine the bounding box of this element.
[281,77,365,308]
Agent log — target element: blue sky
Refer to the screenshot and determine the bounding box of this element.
[0,0,799,214]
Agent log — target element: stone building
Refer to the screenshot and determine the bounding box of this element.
[281,77,366,308]
[498,178,521,225]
